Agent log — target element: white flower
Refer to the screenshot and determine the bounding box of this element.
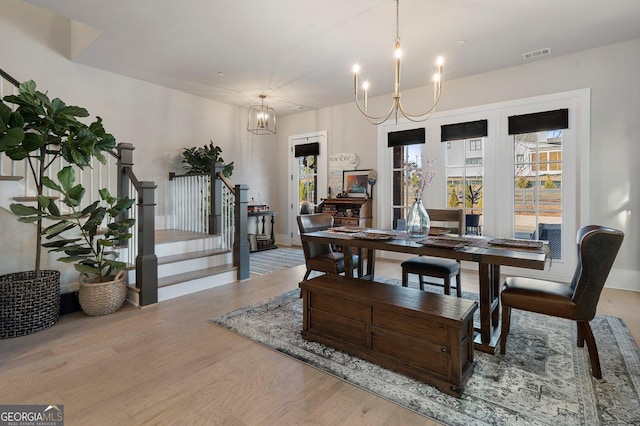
[404,155,438,199]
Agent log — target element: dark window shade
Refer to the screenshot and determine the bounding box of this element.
[441,119,488,142]
[387,127,425,147]
[294,142,320,157]
[508,109,568,135]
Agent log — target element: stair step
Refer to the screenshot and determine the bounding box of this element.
[158,248,230,265]
[0,176,23,181]
[158,264,236,288]
[12,195,59,202]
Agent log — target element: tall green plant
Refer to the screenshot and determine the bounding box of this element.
[0,80,116,273]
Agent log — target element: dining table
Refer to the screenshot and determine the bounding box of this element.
[300,227,551,354]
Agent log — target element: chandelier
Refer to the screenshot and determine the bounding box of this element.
[352,0,444,125]
[247,95,276,135]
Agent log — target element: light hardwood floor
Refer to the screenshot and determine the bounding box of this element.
[1,258,638,425]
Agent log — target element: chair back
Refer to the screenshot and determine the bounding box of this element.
[297,213,335,260]
[426,208,464,236]
[570,225,624,320]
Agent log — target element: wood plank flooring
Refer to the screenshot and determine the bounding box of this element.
[1,256,638,425]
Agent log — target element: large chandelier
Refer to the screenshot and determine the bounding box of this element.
[247,95,276,135]
[352,0,443,125]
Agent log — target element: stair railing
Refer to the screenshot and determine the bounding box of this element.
[169,162,249,280]
[1,68,158,306]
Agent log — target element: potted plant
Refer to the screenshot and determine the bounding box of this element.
[31,166,135,315]
[465,183,483,234]
[0,80,117,332]
[182,141,234,177]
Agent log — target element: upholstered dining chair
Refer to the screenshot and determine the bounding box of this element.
[401,208,464,297]
[500,225,624,379]
[297,213,360,280]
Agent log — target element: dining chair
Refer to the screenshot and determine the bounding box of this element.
[297,213,360,280]
[500,225,624,379]
[401,208,464,297]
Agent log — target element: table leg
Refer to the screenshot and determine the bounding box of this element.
[343,246,354,279]
[366,249,376,281]
[474,263,501,354]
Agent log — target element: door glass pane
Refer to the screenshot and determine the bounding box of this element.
[513,130,563,259]
[297,155,317,213]
[445,138,484,234]
[392,144,422,228]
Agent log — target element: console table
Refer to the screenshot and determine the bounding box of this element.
[248,210,277,252]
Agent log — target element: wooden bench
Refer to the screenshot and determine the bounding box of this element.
[299,275,477,397]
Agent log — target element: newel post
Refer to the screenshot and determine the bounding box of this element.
[234,184,250,280]
[137,181,158,306]
[209,162,224,235]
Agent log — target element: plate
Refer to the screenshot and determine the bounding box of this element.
[351,231,395,240]
[417,237,472,249]
[488,238,544,249]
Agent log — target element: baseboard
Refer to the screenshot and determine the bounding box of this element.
[60,292,81,315]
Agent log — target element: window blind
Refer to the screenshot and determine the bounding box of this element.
[294,142,320,157]
[508,109,569,134]
[440,119,488,142]
[387,127,425,147]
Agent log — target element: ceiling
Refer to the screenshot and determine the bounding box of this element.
[22,0,640,117]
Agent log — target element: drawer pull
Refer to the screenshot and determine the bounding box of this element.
[441,347,449,353]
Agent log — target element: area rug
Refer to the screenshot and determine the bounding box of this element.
[249,247,305,275]
[210,278,640,425]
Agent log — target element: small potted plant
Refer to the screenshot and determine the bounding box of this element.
[465,183,483,234]
[28,166,136,315]
[182,141,234,177]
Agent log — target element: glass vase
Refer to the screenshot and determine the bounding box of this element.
[406,198,430,238]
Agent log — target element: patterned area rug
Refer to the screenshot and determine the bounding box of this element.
[249,247,305,275]
[211,278,640,425]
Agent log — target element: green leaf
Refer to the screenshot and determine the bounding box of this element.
[66,184,85,206]
[37,195,51,208]
[42,238,81,248]
[19,80,36,96]
[46,200,61,217]
[43,221,75,238]
[10,203,41,217]
[22,133,44,151]
[0,127,25,151]
[57,166,76,191]
[42,176,63,193]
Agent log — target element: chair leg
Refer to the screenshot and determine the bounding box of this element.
[500,306,511,355]
[443,276,451,295]
[402,269,409,287]
[579,321,602,379]
[303,269,311,281]
[455,273,462,297]
[576,322,585,347]
[418,274,425,290]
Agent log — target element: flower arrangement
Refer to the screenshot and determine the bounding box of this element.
[404,155,438,199]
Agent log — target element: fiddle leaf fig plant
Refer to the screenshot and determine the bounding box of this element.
[17,166,137,281]
[1,80,116,273]
[182,140,234,177]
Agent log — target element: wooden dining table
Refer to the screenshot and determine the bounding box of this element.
[300,228,551,354]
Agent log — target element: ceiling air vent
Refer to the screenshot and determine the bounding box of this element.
[523,47,551,60]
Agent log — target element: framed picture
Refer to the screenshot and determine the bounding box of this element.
[343,169,371,198]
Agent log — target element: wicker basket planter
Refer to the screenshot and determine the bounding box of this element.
[78,270,127,316]
[0,270,60,339]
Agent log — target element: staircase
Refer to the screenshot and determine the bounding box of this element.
[151,230,236,302]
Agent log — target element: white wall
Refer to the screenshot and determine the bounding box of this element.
[0,0,275,283]
[277,39,640,291]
